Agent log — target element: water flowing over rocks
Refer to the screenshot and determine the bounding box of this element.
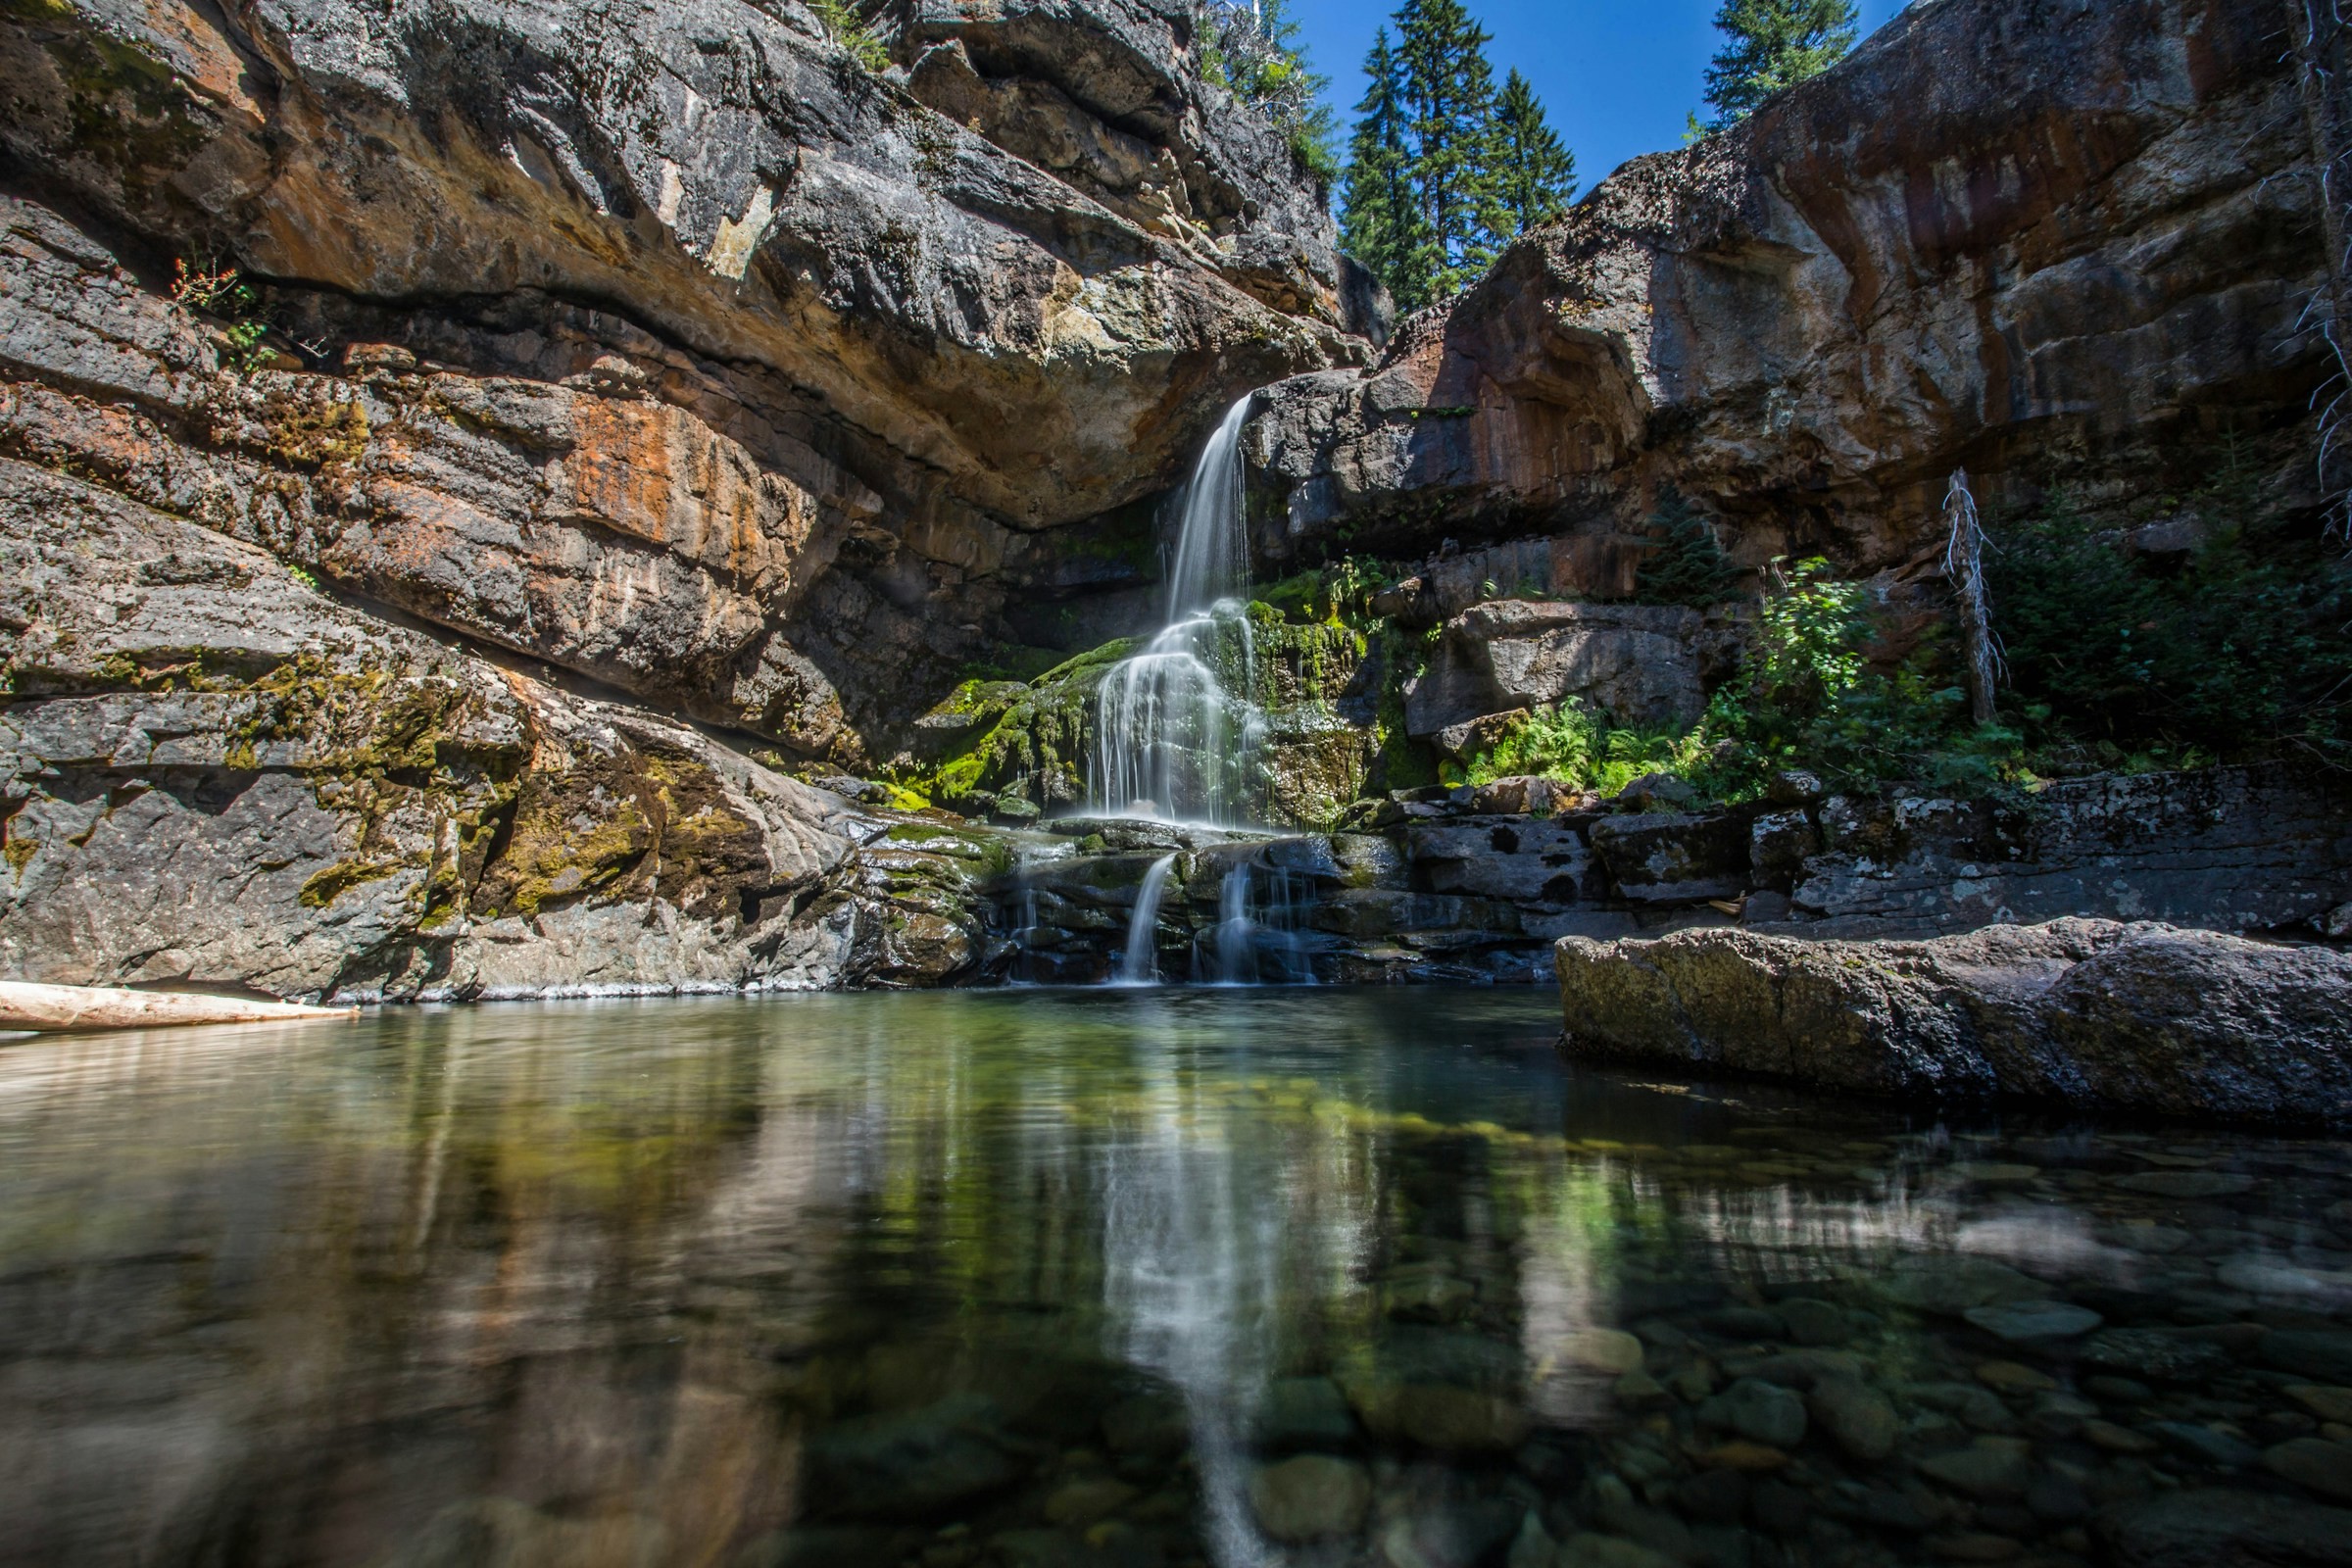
[0,0,1371,761]
[1555,918,2352,1124]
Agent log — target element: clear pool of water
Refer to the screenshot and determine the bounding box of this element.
[2,988,2348,1568]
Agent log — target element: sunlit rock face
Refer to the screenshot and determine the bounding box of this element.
[0,451,1012,999]
[1249,0,2329,573]
[0,0,1372,757]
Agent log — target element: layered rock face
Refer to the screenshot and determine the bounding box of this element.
[1250,0,2330,576]
[1556,919,2352,1125]
[0,454,1004,999]
[0,0,1370,761]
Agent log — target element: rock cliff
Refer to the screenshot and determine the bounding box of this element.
[0,451,1010,999]
[1250,0,2332,581]
[0,0,1373,763]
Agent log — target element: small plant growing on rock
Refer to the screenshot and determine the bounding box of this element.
[808,0,889,72]
[172,257,274,373]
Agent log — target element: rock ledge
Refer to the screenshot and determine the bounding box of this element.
[1554,919,2352,1125]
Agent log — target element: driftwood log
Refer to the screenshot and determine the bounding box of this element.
[0,981,357,1033]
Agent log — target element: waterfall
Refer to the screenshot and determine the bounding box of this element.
[1117,855,1178,984]
[1090,397,1266,825]
[1200,861,1319,986]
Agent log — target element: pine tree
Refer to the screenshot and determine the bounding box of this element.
[1700,0,1859,127]
[1339,29,1434,308]
[1395,0,1502,299]
[1490,69,1574,236]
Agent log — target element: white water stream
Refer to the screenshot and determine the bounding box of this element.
[1090,397,1267,826]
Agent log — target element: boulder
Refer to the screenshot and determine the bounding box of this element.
[1588,813,1750,906]
[1404,601,1705,739]
[1554,918,2352,1123]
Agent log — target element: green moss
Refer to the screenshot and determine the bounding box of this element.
[298,858,402,908]
[3,837,38,875]
[259,389,370,470]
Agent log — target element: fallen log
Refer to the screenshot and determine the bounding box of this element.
[0,981,358,1033]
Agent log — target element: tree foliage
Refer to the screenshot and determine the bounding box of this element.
[1699,0,1858,128]
[1631,489,1740,607]
[1339,0,1574,311]
[1490,69,1574,236]
[1200,0,1341,188]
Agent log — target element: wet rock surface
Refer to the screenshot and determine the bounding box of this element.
[1555,918,2352,1124]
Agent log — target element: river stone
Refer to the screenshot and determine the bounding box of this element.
[1102,1394,1190,1457]
[2264,1332,2352,1385]
[2096,1490,2352,1567]
[1042,1476,1137,1526]
[2287,1387,2352,1424]
[1553,922,2352,1123]
[2148,1422,2260,1469]
[2115,1171,2258,1199]
[1975,1361,2059,1395]
[1808,1376,1898,1461]
[1561,1329,1647,1375]
[1253,1377,1357,1450]
[1917,1437,2034,1500]
[2083,1419,2161,1454]
[2217,1257,2352,1300]
[1703,1378,1807,1448]
[1963,1301,2104,1343]
[2082,1328,2233,1382]
[808,1394,1024,1518]
[1778,1298,1850,1347]
[2267,1440,2352,1504]
[1557,1535,1681,1568]
[1880,1259,2053,1317]
[1249,1454,1371,1542]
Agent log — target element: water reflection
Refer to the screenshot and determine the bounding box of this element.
[0,991,2347,1568]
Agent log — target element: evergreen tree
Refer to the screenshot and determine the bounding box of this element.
[1396,0,1501,299]
[1700,0,1858,127]
[1338,29,1434,307]
[1490,69,1574,235]
[1339,0,1573,310]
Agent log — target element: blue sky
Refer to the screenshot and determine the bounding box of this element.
[1287,0,1911,198]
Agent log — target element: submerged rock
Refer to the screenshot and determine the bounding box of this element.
[1555,919,2352,1124]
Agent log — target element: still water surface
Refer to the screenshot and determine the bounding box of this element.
[2,990,2348,1568]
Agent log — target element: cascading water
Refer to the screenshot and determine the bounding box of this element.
[1117,855,1178,984]
[1200,862,1318,986]
[1091,397,1267,825]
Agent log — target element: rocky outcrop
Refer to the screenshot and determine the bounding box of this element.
[1402,601,1720,750]
[884,0,1386,339]
[0,456,994,1000]
[1555,918,2352,1123]
[1248,0,2329,574]
[0,0,1369,760]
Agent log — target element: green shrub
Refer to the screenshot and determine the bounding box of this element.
[1632,488,1741,607]
[1459,701,1700,794]
[1694,558,2019,798]
[1989,476,2352,766]
[809,0,889,71]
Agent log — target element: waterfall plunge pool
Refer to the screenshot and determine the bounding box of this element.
[3,988,2348,1567]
